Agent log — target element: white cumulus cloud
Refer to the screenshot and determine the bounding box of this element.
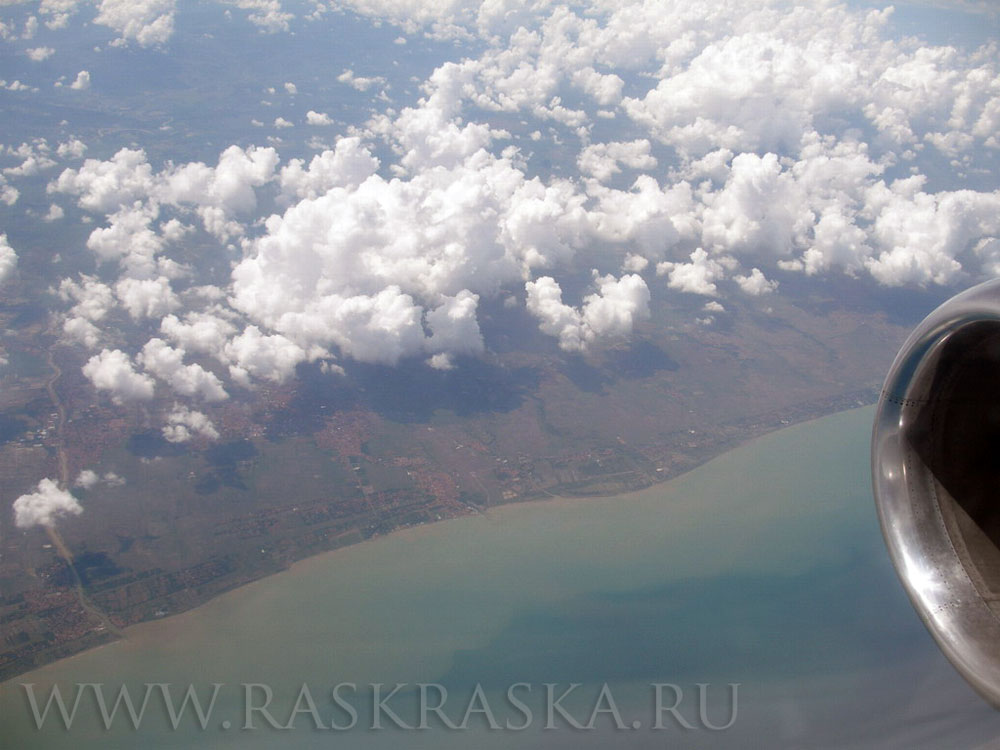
[82,348,156,403]
[94,0,176,47]
[305,110,333,126]
[578,140,657,182]
[163,405,219,442]
[735,268,778,295]
[115,276,180,320]
[74,469,124,489]
[0,234,17,283]
[50,148,155,213]
[139,338,229,401]
[278,138,378,200]
[525,272,650,352]
[70,70,90,90]
[13,478,82,529]
[657,249,728,297]
[26,46,54,61]
[338,69,386,92]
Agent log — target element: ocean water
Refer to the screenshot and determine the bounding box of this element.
[3,406,999,748]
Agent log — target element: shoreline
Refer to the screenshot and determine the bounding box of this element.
[0,400,878,689]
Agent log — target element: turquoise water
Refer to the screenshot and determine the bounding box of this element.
[2,407,999,748]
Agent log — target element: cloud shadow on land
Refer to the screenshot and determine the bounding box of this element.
[262,357,542,433]
[561,340,680,395]
[193,439,258,494]
[277,339,674,432]
[47,550,123,589]
[127,430,188,459]
[781,275,956,328]
[611,340,680,378]
[348,357,541,423]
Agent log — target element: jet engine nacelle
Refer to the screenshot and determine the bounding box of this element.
[873,278,1000,708]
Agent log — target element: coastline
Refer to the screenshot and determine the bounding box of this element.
[0,399,878,689]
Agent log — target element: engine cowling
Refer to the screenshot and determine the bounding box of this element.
[873,278,1000,707]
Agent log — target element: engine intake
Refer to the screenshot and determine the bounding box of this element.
[873,278,1000,707]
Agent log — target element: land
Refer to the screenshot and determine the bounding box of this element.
[0,276,942,682]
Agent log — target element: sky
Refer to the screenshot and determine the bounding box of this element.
[0,0,999,525]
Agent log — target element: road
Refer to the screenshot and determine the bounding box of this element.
[44,348,123,639]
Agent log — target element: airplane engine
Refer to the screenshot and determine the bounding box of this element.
[873,278,1000,707]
